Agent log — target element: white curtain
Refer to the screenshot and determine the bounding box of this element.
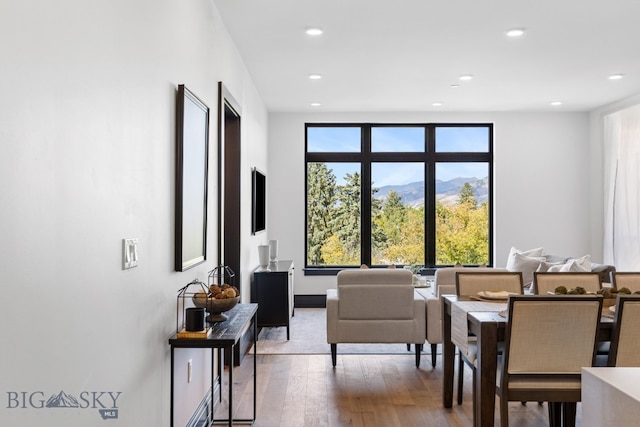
[603,104,640,270]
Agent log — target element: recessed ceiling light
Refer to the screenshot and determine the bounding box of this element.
[550,101,563,106]
[305,27,323,36]
[308,74,323,80]
[432,102,444,107]
[310,102,321,107]
[450,84,460,89]
[506,28,525,37]
[459,74,473,81]
[609,74,625,80]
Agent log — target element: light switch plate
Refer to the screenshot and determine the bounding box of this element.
[123,238,139,270]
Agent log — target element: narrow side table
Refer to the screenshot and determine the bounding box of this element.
[169,303,257,426]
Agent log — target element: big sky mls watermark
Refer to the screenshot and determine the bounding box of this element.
[6,389,122,420]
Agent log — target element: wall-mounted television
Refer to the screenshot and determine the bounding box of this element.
[252,168,266,234]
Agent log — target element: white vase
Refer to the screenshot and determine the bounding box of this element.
[258,245,270,270]
[269,239,278,262]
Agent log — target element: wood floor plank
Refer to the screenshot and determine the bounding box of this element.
[218,309,584,426]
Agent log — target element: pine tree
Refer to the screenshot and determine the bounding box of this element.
[327,172,361,263]
[306,163,336,264]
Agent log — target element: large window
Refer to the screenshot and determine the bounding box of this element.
[305,123,493,272]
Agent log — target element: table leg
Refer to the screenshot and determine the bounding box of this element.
[443,299,455,408]
[211,349,216,422]
[229,345,234,427]
[218,348,223,403]
[253,314,257,421]
[475,320,498,427]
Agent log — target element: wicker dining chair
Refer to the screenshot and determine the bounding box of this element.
[497,295,602,427]
[532,271,601,295]
[610,271,640,293]
[454,271,524,406]
[608,294,640,367]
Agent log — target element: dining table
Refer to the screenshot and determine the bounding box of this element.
[441,294,614,427]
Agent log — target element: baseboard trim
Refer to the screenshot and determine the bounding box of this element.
[294,294,326,308]
[186,382,220,427]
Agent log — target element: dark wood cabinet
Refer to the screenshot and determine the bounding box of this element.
[251,260,294,339]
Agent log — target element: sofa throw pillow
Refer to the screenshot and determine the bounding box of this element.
[536,260,564,273]
[505,246,544,270]
[548,254,591,273]
[508,252,546,287]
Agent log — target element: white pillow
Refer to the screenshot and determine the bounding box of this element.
[505,246,544,270]
[536,260,564,273]
[548,255,591,272]
[508,252,545,287]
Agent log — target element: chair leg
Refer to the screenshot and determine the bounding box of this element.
[407,343,411,351]
[415,344,422,367]
[563,402,577,427]
[431,343,437,368]
[330,344,337,367]
[457,352,464,405]
[548,402,562,427]
[499,394,509,427]
[471,366,476,419]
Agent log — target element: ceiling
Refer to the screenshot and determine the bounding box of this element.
[213,0,640,113]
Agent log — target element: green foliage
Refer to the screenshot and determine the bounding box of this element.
[306,163,336,264]
[307,166,488,267]
[436,199,489,265]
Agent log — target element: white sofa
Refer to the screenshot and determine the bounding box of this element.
[326,269,426,367]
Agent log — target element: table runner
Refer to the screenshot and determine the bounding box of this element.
[451,300,507,356]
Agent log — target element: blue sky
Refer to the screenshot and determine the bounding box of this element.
[310,126,489,186]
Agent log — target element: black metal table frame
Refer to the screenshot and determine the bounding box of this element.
[169,303,257,427]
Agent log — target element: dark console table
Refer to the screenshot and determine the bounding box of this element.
[252,260,294,339]
[168,303,257,427]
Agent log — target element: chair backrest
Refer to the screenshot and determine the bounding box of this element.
[608,295,640,367]
[532,272,601,295]
[434,267,508,297]
[611,272,640,293]
[336,269,413,319]
[503,295,602,375]
[455,271,523,297]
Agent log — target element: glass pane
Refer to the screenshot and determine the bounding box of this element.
[307,162,361,266]
[436,126,489,152]
[307,127,361,152]
[371,163,425,266]
[371,127,424,152]
[435,163,489,265]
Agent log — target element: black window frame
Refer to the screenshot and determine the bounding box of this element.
[304,123,493,275]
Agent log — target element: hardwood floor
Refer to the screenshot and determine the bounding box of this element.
[221,352,576,426]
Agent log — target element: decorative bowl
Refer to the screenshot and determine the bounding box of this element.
[192,295,240,322]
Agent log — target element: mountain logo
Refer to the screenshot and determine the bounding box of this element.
[7,389,121,420]
[46,390,80,408]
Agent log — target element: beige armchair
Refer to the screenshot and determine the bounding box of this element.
[326,269,426,367]
[414,267,508,367]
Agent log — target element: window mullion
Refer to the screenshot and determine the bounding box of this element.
[361,125,372,266]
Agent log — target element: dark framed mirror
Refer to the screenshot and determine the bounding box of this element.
[175,84,210,271]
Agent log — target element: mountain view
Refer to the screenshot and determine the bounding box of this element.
[374,176,489,207]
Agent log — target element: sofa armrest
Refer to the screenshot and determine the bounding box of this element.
[425,296,443,345]
[412,292,426,341]
[326,289,338,343]
[414,288,443,345]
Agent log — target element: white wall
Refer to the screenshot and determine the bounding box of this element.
[0,1,267,426]
[268,111,595,295]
